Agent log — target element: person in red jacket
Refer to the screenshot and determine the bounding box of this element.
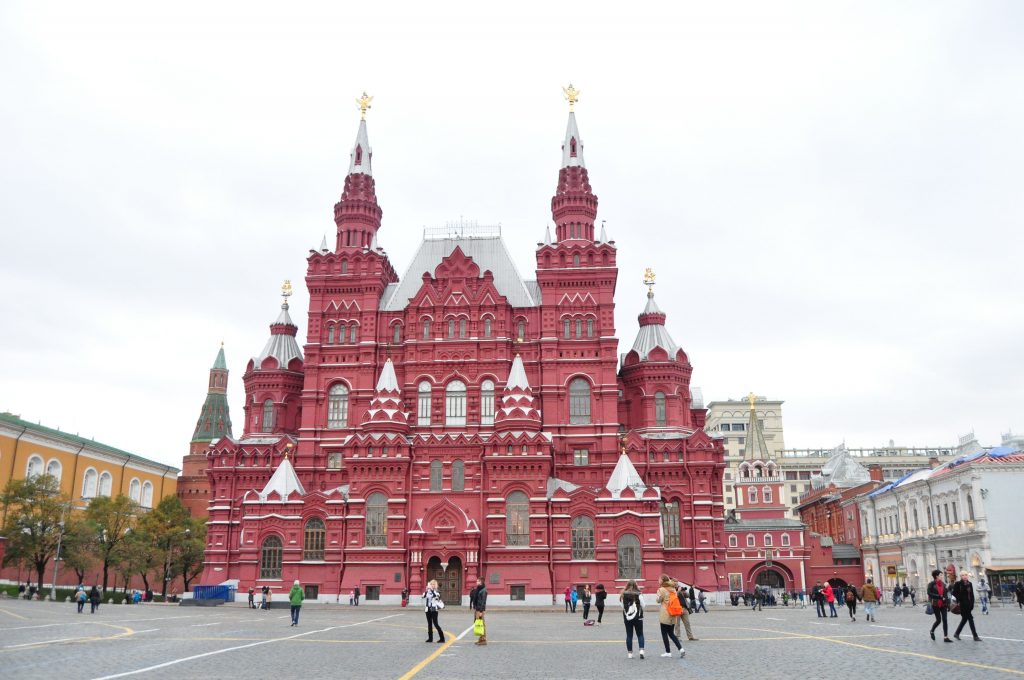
[823,582,838,618]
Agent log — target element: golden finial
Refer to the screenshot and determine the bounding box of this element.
[620,436,628,456]
[747,392,757,410]
[283,442,293,460]
[281,280,293,299]
[563,83,580,112]
[356,92,373,120]
[643,268,656,296]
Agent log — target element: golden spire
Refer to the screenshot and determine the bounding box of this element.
[563,83,580,112]
[747,392,757,410]
[643,268,656,296]
[281,279,293,300]
[356,92,373,121]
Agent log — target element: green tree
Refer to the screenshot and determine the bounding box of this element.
[0,475,70,594]
[139,495,193,597]
[176,519,207,591]
[84,495,139,593]
[114,527,159,594]
[57,515,94,586]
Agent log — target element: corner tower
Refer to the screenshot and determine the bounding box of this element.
[334,92,383,251]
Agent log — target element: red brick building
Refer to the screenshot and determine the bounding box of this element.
[194,96,729,604]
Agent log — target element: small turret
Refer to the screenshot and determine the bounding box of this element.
[551,84,599,243]
[335,92,383,251]
[361,358,412,432]
[493,355,542,432]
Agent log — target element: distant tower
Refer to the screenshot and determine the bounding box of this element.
[178,344,234,517]
[733,393,786,519]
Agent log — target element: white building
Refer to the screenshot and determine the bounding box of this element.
[856,446,1024,597]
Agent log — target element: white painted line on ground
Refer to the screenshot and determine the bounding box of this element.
[0,622,86,631]
[6,636,93,649]
[89,613,404,680]
[454,622,475,641]
[808,622,824,625]
[190,622,221,627]
[115,616,200,624]
[765,617,785,621]
[133,629,160,634]
[985,636,1024,643]
[870,625,912,631]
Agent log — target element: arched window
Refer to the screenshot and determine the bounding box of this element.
[341,259,348,274]
[303,518,326,560]
[748,486,757,504]
[661,501,680,548]
[517,321,525,341]
[655,392,667,426]
[430,460,443,491]
[422,319,431,339]
[98,471,113,497]
[337,324,347,343]
[480,380,495,425]
[452,460,465,492]
[45,459,62,483]
[445,380,466,426]
[764,533,773,547]
[365,493,387,546]
[729,534,738,548]
[393,324,402,344]
[587,319,594,337]
[616,534,641,579]
[327,384,349,429]
[746,534,756,547]
[459,319,467,338]
[966,494,975,521]
[349,325,358,343]
[448,319,455,338]
[417,381,432,426]
[571,516,595,559]
[569,378,591,424]
[483,318,492,338]
[25,455,43,479]
[563,319,571,339]
[260,536,283,579]
[141,481,153,508]
[262,399,274,432]
[575,318,582,338]
[780,533,790,547]
[128,478,141,502]
[327,324,335,343]
[762,485,772,504]
[506,491,529,546]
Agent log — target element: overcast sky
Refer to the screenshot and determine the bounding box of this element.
[2,1,1021,469]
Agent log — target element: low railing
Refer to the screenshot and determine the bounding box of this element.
[192,585,236,602]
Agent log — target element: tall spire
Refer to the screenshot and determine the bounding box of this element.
[191,344,233,448]
[335,92,383,251]
[552,84,598,243]
[742,393,772,461]
[629,269,680,362]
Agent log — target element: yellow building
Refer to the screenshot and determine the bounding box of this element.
[0,412,178,510]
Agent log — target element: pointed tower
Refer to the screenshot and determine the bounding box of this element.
[493,354,542,432]
[243,281,305,437]
[189,344,234,454]
[551,84,598,242]
[733,392,786,519]
[334,92,383,251]
[361,358,412,432]
[259,452,306,501]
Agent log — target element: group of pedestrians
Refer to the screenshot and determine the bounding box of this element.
[928,569,982,643]
[562,584,609,624]
[618,574,693,661]
[419,577,489,646]
[810,581,838,618]
[73,585,102,614]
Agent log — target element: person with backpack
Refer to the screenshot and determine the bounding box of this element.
[844,584,859,621]
[620,580,646,659]
[861,577,879,622]
[88,585,101,614]
[75,586,87,613]
[656,574,685,658]
[673,581,698,641]
[594,584,607,625]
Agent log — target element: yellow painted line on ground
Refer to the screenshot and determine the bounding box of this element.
[398,625,470,680]
[0,607,29,620]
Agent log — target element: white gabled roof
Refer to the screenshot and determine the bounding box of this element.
[606,453,648,499]
[259,457,306,501]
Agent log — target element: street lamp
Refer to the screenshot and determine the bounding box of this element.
[50,516,66,600]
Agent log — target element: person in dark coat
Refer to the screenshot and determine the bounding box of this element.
[88,585,101,614]
[473,578,488,646]
[1015,580,1024,609]
[949,570,981,641]
[927,569,952,642]
[594,584,607,624]
[353,585,360,606]
[620,579,646,659]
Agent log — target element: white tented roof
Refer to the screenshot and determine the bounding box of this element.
[605,453,649,499]
[259,457,306,501]
[375,358,399,391]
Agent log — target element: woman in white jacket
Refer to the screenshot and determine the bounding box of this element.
[422,580,446,643]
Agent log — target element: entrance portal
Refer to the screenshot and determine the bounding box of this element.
[426,556,463,606]
[755,569,785,589]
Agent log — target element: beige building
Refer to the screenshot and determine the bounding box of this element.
[705,395,785,516]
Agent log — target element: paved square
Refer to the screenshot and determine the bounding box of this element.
[1,599,1023,679]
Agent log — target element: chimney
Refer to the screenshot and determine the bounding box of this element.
[928,457,940,469]
[867,464,884,482]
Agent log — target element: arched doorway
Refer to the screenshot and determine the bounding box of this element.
[828,577,848,590]
[756,569,785,589]
[426,555,463,606]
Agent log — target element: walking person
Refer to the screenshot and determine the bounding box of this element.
[261,585,269,611]
[353,585,360,606]
[89,585,101,614]
[595,583,607,625]
[564,585,572,613]
[288,580,304,626]
[620,579,646,659]
[656,574,685,658]
[844,584,859,622]
[812,582,826,618]
[950,571,981,641]
[892,585,902,607]
[696,590,708,614]
[76,586,87,614]
[248,586,255,609]
[861,577,879,622]
[977,577,991,615]
[581,585,592,621]
[901,583,910,606]
[909,586,917,607]
[688,586,697,613]
[928,569,952,642]
[1015,580,1024,609]
[423,579,446,643]
[473,577,488,646]
[673,581,698,641]
[570,586,578,613]
[823,582,837,617]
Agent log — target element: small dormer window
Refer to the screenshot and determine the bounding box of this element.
[570,137,577,156]
[355,145,363,165]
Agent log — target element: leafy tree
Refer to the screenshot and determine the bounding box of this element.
[57,515,94,586]
[176,519,207,590]
[0,475,70,594]
[114,524,159,593]
[139,495,193,597]
[84,495,139,593]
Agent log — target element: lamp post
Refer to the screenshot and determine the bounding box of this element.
[49,515,66,600]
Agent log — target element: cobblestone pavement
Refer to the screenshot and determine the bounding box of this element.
[1,599,1022,679]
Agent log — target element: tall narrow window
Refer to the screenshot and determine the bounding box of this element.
[764,534,773,546]
[616,534,641,578]
[569,378,591,424]
[459,319,467,338]
[350,325,358,343]
[129,478,141,502]
[655,392,667,426]
[445,380,466,426]
[506,491,529,546]
[328,384,349,428]
[452,460,465,492]
[430,460,443,491]
[967,494,975,521]
[913,507,920,530]
[762,486,772,504]
[98,471,112,496]
[338,324,347,343]
[517,321,525,341]
[393,324,402,343]
[576,319,582,338]
[952,502,958,523]
[748,486,757,504]
[563,319,571,339]
[260,536,283,579]
[304,518,326,560]
[262,399,274,432]
[587,319,594,337]
[417,381,432,426]
[747,534,755,547]
[365,493,387,546]
[423,319,431,340]
[661,501,680,548]
[25,455,43,479]
[729,535,738,548]
[573,254,580,267]
[82,469,98,498]
[141,481,153,508]
[483,318,492,338]
[480,380,495,425]
[341,259,348,274]
[448,319,455,338]
[45,459,62,483]
[571,516,595,559]
[781,533,790,546]
[327,325,335,343]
